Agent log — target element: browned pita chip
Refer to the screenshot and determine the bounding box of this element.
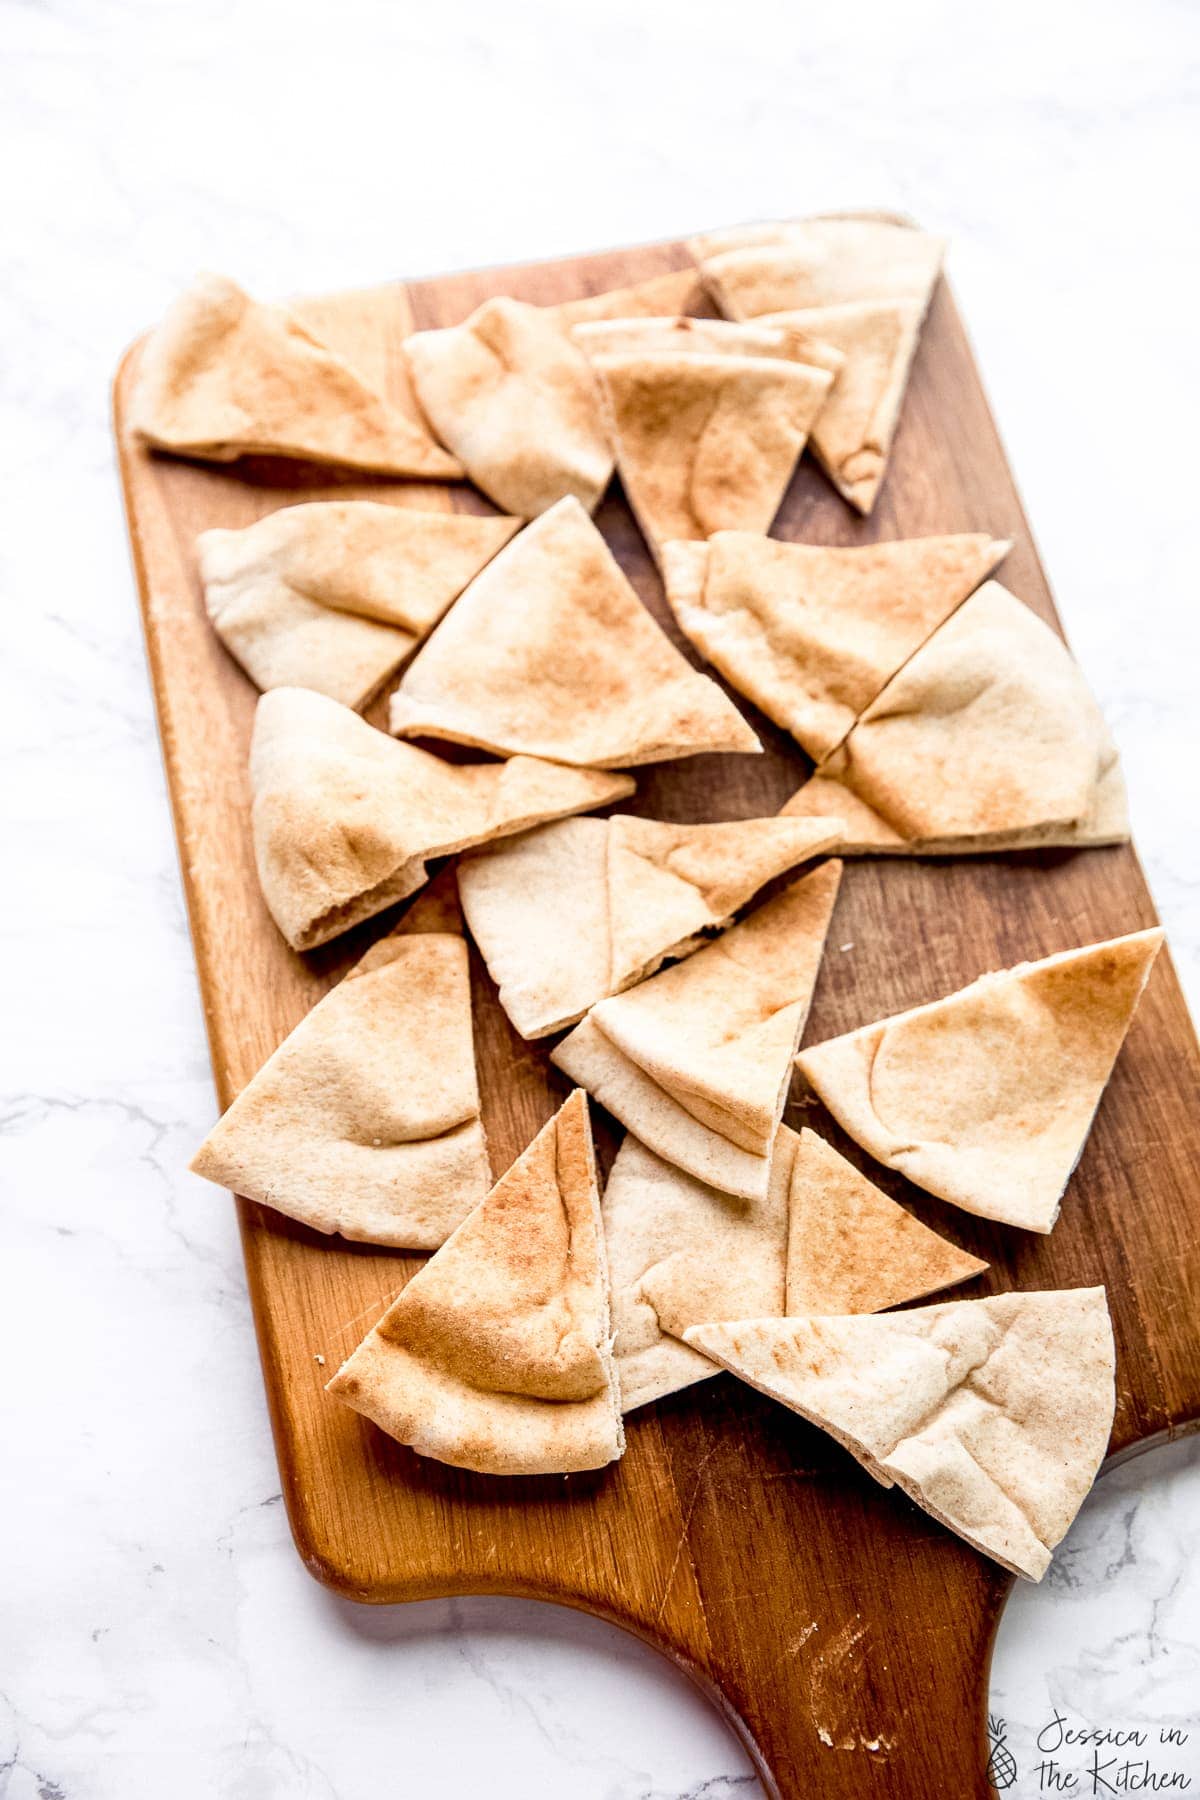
[389,497,760,766]
[197,502,520,711]
[190,933,489,1247]
[693,217,946,318]
[798,929,1163,1231]
[327,1090,625,1475]
[550,267,705,327]
[250,686,634,951]
[405,297,612,516]
[458,812,842,1038]
[779,582,1129,849]
[589,349,834,561]
[686,1288,1115,1580]
[662,530,1009,760]
[553,863,842,1199]
[785,1130,987,1313]
[131,274,461,477]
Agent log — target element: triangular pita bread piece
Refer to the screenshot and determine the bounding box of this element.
[589,350,834,560]
[694,218,946,318]
[389,497,760,766]
[250,687,634,951]
[404,296,612,516]
[798,929,1163,1231]
[549,266,705,327]
[786,1130,987,1313]
[553,862,842,1199]
[458,812,843,1038]
[685,1288,1115,1580]
[603,1130,792,1413]
[662,530,1009,761]
[780,582,1129,848]
[131,274,461,477]
[197,501,521,709]
[327,1090,625,1475]
[762,300,925,514]
[190,932,489,1247]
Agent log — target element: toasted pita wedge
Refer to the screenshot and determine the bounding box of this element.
[589,350,834,561]
[198,503,519,710]
[694,218,946,319]
[798,929,1163,1231]
[779,582,1128,848]
[604,1124,984,1411]
[685,1289,1115,1580]
[389,497,760,766]
[458,812,843,1039]
[405,296,613,516]
[250,687,633,951]
[327,1091,625,1475]
[757,300,924,514]
[572,314,845,378]
[190,933,489,1246]
[603,1130,791,1412]
[130,274,460,478]
[553,863,841,1199]
[786,1130,987,1313]
[550,267,705,327]
[662,531,1009,761]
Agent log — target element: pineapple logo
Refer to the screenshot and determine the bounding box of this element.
[987,1715,1018,1791]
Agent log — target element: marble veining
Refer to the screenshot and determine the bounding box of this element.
[3,0,1199,1793]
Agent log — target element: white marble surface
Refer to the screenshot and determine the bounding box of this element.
[3,1,1200,1794]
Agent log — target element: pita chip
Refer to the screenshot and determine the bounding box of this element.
[405,296,613,517]
[327,1090,625,1475]
[662,530,1009,761]
[756,299,924,514]
[693,217,946,318]
[198,502,519,711]
[798,929,1163,1231]
[603,1130,791,1412]
[131,274,461,478]
[250,686,634,951]
[553,862,842,1199]
[572,313,845,378]
[549,266,705,328]
[389,497,760,766]
[588,349,834,560]
[685,1288,1116,1580]
[785,1130,987,1314]
[190,932,490,1247]
[605,1124,983,1412]
[779,582,1129,851]
[458,812,843,1039]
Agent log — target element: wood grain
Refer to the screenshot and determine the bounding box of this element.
[113,237,1200,1799]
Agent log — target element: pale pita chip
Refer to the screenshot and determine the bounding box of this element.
[327,1090,625,1475]
[797,929,1163,1231]
[603,1130,790,1412]
[605,1124,983,1412]
[685,1288,1115,1580]
[762,299,925,514]
[250,686,634,951]
[780,582,1129,847]
[190,933,489,1247]
[389,497,760,766]
[572,314,845,378]
[785,1130,987,1313]
[458,812,843,1039]
[131,274,461,477]
[549,267,705,327]
[197,501,521,710]
[694,218,946,318]
[589,350,834,560]
[404,296,612,516]
[662,530,1009,761]
[553,863,842,1199]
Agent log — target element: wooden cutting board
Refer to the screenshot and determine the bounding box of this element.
[113,235,1200,1799]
